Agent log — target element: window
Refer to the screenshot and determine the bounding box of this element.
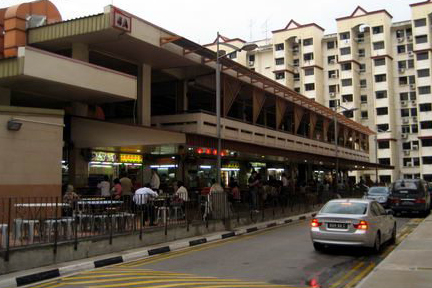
[275,43,284,51]
[227,51,237,59]
[419,86,431,95]
[416,35,428,44]
[328,70,337,78]
[342,94,353,102]
[413,158,420,166]
[377,124,389,131]
[341,79,352,86]
[329,85,338,93]
[372,25,384,34]
[397,45,406,54]
[343,110,354,118]
[275,57,284,65]
[396,30,404,38]
[422,139,432,147]
[329,99,340,108]
[403,158,412,167]
[294,87,300,93]
[398,61,407,69]
[402,125,410,133]
[340,32,350,40]
[418,69,430,78]
[360,79,367,88]
[341,63,352,70]
[408,59,415,69]
[400,93,409,101]
[377,107,388,116]
[293,73,300,81]
[373,41,385,50]
[328,55,337,64]
[417,52,429,61]
[411,108,417,116]
[327,41,335,49]
[412,124,419,133]
[304,68,314,76]
[399,77,408,86]
[414,18,427,27]
[420,103,432,112]
[275,72,285,80]
[340,47,351,55]
[303,38,313,46]
[360,63,366,72]
[406,28,412,37]
[410,92,417,100]
[361,111,368,119]
[361,95,368,103]
[379,158,391,165]
[374,58,386,66]
[407,43,413,52]
[421,121,432,129]
[375,74,386,82]
[401,108,410,117]
[402,142,411,150]
[305,83,315,91]
[378,141,390,149]
[304,53,314,61]
[423,157,432,165]
[293,59,299,67]
[358,49,365,57]
[408,75,415,84]
[249,55,255,62]
[376,90,387,99]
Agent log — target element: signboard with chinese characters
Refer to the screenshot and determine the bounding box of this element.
[113,9,131,32]
[92,151,117,162]
[120,154,143,163]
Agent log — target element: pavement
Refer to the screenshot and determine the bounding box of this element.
[356,213,432,288]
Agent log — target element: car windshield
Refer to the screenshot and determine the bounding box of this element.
[393,181,417,190]
[368,187,388,195]
[321,202,368,215]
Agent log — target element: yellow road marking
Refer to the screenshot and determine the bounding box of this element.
[192,285,298,288]
[64,273,202,279]
[344,263,375,288]
[64,278,262,286]
[132,283,298,288]
[330,261,365,288]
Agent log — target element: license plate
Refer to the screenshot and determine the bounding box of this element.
[402,201,414,205]
[328,223,348,229]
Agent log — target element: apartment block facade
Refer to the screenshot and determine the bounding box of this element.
[207,1,432,183]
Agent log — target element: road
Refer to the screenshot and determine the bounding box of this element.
[30,216,420,288]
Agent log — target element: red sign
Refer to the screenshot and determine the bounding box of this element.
[113,9,131,32]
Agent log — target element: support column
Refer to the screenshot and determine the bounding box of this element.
[72,43,89,62]
[137,63,152,126]
[68,148,89,188]
[0,87,11,106]
[176,80,188,113]
[252,88,265,124]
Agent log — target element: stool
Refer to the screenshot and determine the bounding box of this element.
[156,207,169,224]
[14,219,39,243]
[171,206,184,220]
[0,224,8,248]
[60,217,74,239]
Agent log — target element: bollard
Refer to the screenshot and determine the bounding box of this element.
[5,198,11,262]
[53,197,58,254]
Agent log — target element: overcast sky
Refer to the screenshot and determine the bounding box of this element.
[0,0,423,43]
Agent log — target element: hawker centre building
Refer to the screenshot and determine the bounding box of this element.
[0,0,386,198]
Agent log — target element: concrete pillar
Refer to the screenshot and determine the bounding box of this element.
[176,80,188,113]
[71,102,88,117]
[72,43,89,62]
[0,87,11,106]
[68,148,89,188]
[137,64,151,126]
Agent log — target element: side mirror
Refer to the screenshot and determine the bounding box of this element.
[386,209,394,215]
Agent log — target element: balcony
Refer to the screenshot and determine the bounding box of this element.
[152,112,369,163]
[0,46,137,102]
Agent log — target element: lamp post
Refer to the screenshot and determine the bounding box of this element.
[215,32,257,185]
[333,106,358,192]
[375,128,391,184]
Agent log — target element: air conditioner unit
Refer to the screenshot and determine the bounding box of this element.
[330,74,338,79]
[408,51,414,57]
[401,100,408,107]
[358,53,365,57]
[293,47,299,53]
[397,37,404,43]
[411,100,417,105]
[399,68,405,73]
[407,35,413,42]
[330,59,336,64]
[356,38,364,43]
[413,145,419,150]
[404,150,411,156]
[410,84,416,90]
[249,61,255,66]
[402,133,408,138]
[402,117,410,123]
[329,92,336,98]
[407,162,413,167]
[413,116,418,122]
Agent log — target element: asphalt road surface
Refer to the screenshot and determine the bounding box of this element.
[30,216,420,288]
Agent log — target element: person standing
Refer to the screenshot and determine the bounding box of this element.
[248,171,260,212]
[120,174,133,196]
[150,169,161,191]
[112,178,122,199]
[97,175,111,197]
[175,181,189,202]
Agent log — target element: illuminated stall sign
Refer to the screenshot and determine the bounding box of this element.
[120,154,143,163]
[250,162,266,168]
[196,147,228,156]
[222,162,240,171]
[92,151,117,162]
[113,9,132,32]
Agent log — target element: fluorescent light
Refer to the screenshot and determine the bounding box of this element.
[221,168,240,171]
[90,164,113,168]
[61,160,66,164]
[268,168,284,171]
[90,161,101,164]
[200,165,212,169]
[150,165,178,168]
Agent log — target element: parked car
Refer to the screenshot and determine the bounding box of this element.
[310,199,396,253]
[364,186,390,208]
[388,179,431,215]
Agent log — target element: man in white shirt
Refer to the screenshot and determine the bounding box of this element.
[133,184,158,226]
[175,181,189,202]
[150,169,160,191]
[97,175,111,197]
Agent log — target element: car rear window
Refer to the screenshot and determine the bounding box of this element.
[321,202,368,215]
[368,187,388,194]
[393,182,417,190]
[392,181,422,196]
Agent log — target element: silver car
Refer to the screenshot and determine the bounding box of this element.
[310,199,396,252]
[364,187,390,208]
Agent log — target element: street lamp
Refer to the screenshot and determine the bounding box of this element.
[375,128,391,184]
[215,32,257,185]
[333,106,358,192]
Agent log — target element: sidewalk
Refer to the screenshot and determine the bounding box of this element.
[357,214,432,288]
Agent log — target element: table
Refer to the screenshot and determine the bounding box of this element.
[76,200,123,205]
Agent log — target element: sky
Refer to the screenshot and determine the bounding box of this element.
[0,0,424,44]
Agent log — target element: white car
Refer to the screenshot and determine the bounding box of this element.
[310,199,396,253]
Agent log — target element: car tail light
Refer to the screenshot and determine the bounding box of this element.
[415,198,426,204]
[353,220,368,230]
[311,218,322,227]
[389,197,400,204]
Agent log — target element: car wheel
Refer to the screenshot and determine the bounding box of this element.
[372,232,381,254]
[313,242,325,252]
[389,224,396,245]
